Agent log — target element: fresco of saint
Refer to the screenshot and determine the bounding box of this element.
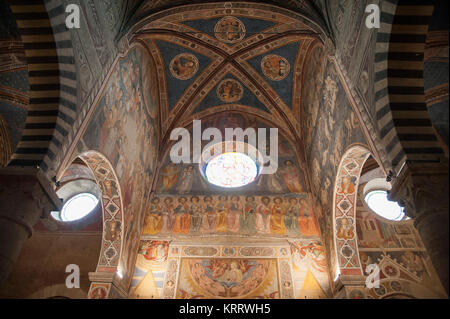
[285,198,300,234]
[255,197,271,234]
[170,53,198,80]
[143,197,162,235]
[337,176,355,194]
[228,196,242,233]
[172,197,191,234]
[216,195,229,232]
[261,55,290,81]
[336,217,354,240]
[214,16,246,43]
[201,196,216,233]
[270,197,287,235]
[279,160,304,193]
[217,79,243,103]
[298,199,319,236]
[177,165,194,194]
[160,197,174,233]
[160,162,178,191]
[241,196,256,233]
[190,196,203,233]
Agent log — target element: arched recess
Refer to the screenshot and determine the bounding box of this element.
[153,108,310,194]
[6,0,77,171]
[76,151,125,298]
[374,0,445,174]
[332,145,372,278]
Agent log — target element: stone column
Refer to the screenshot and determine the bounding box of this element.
[388,162,449,294]
[0,168,61,287]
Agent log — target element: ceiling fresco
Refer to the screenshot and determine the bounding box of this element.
[0,0,29,153]
[127,2,328,150]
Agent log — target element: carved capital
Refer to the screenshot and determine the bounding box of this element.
[0,168,61,237]
[333,275,367,299]
[388,162,449,219]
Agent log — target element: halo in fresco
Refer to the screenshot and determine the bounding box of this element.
[216,78,243,103]
[214,16,246,43]
[169,53,199,80]
[261,55,290,81]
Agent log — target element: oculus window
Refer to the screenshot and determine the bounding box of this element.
[205,152,259,188]
[364,190,406,221]
[53,193,99,222]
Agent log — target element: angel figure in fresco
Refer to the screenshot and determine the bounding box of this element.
[336,217,354,240]
[160,162,179,192]
[139,241,168,262]
[270,197,287,235]
[189,196,203,233]
[176,165,195,194]
[337,176,355,194]
[215,195,229,233]
[227,196,242,233]
[298,199,319,236]
[255,197,271,234]
[285,198,300,234]
[172,197,191,234]
[160,197,175,233]
[201,196,217,233]
[143,197,162,235]
[303,241,327,273]
[279,160,304,193]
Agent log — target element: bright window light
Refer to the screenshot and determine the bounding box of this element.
[365,190,405,221]
[60,193,99,222]
[205,152,258,188]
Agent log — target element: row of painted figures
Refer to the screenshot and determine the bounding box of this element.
[143,195,319,236]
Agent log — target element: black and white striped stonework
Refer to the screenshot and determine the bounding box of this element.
[7,0,76,172]
[375,0,443,174]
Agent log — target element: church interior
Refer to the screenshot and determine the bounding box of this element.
[0,0,448,299]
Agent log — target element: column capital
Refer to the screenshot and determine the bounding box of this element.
[388,161,449,219]
[333,275,367,299]
[0,167,61,237]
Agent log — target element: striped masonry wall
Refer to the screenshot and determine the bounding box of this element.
[7,0,76,171]
[375,0,443,174]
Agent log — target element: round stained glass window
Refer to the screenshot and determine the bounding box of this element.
[59,193,99,222]
[364,190,405,221]
[205,152,258,188]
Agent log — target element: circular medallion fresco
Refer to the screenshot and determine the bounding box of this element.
[217,78,243,103]
[214,16,246,43]
[169,53,199,80]
[261,55,290,81]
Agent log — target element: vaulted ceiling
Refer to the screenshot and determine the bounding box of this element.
[126,2,329,160]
